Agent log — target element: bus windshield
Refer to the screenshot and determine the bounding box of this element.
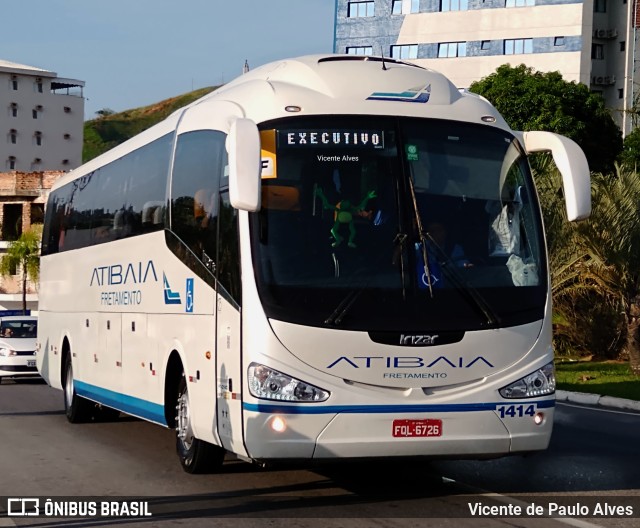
[250,116,547,332]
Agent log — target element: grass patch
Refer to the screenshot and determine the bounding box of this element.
[556,360,640,401]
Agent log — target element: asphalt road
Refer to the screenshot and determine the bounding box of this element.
[0,379,639,528]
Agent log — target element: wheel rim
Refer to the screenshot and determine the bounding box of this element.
[176,386,194,451]
[64,362,74,409]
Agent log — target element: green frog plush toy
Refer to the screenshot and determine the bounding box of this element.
[314,187,376,248]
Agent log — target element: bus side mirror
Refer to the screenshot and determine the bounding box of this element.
[227,118,261,211]
[521,131,591,221]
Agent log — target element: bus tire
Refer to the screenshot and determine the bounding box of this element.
[63,353,93,423]
[175,374,225,474]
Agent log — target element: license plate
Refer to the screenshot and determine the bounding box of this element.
[27,360,36,368]
[392,419,442,437]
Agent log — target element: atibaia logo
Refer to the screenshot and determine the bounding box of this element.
[367,84,431,103]
[163,273,181,305]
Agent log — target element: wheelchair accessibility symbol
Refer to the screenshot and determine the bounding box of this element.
[186,278,194,313]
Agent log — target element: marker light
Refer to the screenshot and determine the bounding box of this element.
[285,105,302,113]
[271,416,287,433]
[248,363,329,402]
[499,362,556,398]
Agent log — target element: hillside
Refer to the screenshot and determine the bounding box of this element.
[82,86,218,162]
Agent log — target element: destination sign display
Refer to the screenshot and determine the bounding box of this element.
[278,129,385,149]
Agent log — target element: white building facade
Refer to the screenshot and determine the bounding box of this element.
[334,0,639,135]
[1,59,85,172]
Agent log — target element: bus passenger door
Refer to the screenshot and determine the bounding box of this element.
[215,191,247,457]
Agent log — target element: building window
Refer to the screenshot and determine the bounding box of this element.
[10,103,18,117]
[554,36,565,46]
[35,78,43,93]
[620,41,626,52]
[64,106,71,113]
[7,157,16,170]
[594,0,606,12]
[64,133,71,140]
[441,0,468,10]
[35,131,42,146]
[619,88,624,99]
[391,44,419,59]
[504,38,533,55]
[62,159,70,166]
[32,109,38,119]
[346,46,373,56]
[481,40,491,50]
[348,1,375,17]
[592,43,604,59]
[392,0,420,14]
[438,42,467,58]
[11,76,18,90]
[2,204,23,240]
[30,203,45,225]
[9,129,17,144]
[506,0,535,6]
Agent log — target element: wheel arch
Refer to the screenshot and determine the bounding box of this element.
[164,349,184,428]
[60,335,71,386]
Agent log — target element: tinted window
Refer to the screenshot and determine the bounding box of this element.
[41,133,172,255]
[218,191,241,305]
[250,116,547,332]
[170,130,225,275]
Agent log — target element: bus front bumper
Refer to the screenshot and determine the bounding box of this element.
[243,404,554,460]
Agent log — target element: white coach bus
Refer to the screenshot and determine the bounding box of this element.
[37,55,590,473]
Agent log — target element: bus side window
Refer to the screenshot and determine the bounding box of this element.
[170,130,225,276]
[218,191,241,304]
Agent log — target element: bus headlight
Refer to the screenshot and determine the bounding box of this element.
[247,363,330,402]
[0,348,16,357]
[499,362,555,398]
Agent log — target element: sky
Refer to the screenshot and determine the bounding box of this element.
[2,0,336,119]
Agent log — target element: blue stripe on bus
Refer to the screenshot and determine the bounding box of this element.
[242,399,556,415]
[75,380,166,425]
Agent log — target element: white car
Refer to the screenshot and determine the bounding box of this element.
[0,315,38,383]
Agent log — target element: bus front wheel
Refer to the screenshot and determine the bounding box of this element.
[175,375,225,473]
[63,354,93,423]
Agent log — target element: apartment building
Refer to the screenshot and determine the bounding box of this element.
[1,59,84,172]
[334,0,639,134]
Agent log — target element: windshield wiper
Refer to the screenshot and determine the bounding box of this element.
[324,289,362,326]
[423,232,501,328]
[324,233,406,326]
[406,177,499,327]
[407,177,436,298]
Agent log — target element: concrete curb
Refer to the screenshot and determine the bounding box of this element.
[556,390,640,412]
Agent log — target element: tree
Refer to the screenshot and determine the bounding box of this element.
[95,108,115,118]
[619,126,640,169]
[469,64,622,174]
[0,228,41,314]
[575,166,640,374]
[533,159,621,359]
[538,163,640,374]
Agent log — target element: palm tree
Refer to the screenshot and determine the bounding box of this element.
[535,161,638,371]
[0,228,41,314]
[571,166,640,375]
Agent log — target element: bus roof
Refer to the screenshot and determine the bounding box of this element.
[54,54,510,190]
